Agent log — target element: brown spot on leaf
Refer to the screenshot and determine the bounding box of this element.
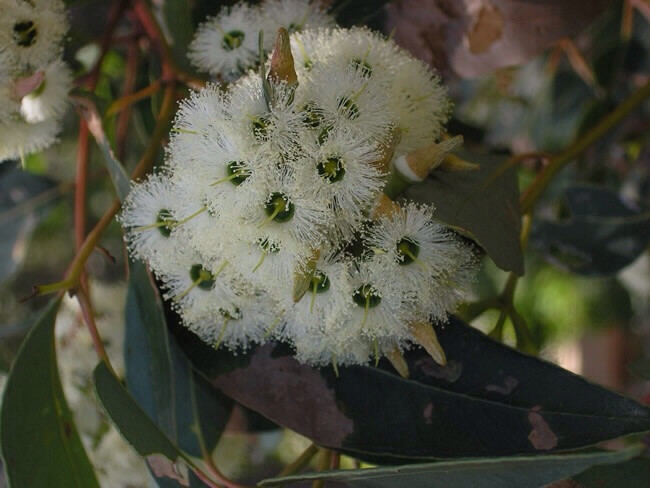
[467,2,504,54]
[146,454,189,486]
[211,345,354,447]
[414,357,463,382]
[423,402,434,425]
[528,406,558,450]
[485,375,518,395]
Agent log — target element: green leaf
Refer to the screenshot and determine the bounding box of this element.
[329,0,392,27]
[530,184,650,276]
[124,261,232,480]
[161,0,194,71]
[573,456,650,488]
[260,446,642,487]
[181,316,650,461]
[0,299,100,487]
[93,361,191,486]
[403,151,524,275]
[0,165,56,282]
[73,94,130,201]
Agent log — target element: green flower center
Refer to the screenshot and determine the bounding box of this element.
[219,307,242,320]
[156,209,176,237]
[13,21,37,47]
[353,284,381,308]
[317,156,346,183]
[311,270,330,293]
[350,58,372,78]
[226,161,249,185]
[189,264,215,290]
[257,237,280,253]
[264,192,295,223]
[337,96,360,120]
[221,30,245,51]
[396,237,420,265]
[301,102,323,128]
[252,115,270,140]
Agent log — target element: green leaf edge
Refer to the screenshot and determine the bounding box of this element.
[0,298,100,488]
[259,446,643,487]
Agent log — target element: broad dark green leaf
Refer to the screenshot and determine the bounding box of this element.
[125,261,232,485]
[181,316,650,461]
[0,166,56,282]
[403,151,524,275]
[531,184,650,276]
[0,299,100,487]
[573,456,650,488]
[94,361,191,486]
[260,446,642,488]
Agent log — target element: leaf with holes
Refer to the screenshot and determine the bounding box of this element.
[180,315,650,461]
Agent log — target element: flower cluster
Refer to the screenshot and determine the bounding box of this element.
[0,0,71,162]
[189,0,334,81]
[121,24,476,369]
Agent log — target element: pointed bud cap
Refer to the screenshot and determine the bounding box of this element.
[385,347,409,378]
[268,28,298,86]
[439,153,480,172]
[410,321,447,366]
[372,193,401,219]
[292,249,320,302]
[393,135,463,183]
[375,128,402,173]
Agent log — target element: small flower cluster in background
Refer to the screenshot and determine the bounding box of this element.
[120,2,477,371]
[189,0,335,81]
[0,0,71,162]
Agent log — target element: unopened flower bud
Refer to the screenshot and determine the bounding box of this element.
[410,320,447,366]
[268,28,298,86]
[385,346,409,378]
[393,135,463,183]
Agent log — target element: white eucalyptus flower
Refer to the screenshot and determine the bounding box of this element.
[366,203,477,322]
[118,174,186,270]
[0,0,67,71]
[262,0,335,35]
[189,3,272,81]
[0,117,58,162]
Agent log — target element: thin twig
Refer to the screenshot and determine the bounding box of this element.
[520,80,650,214]
[277,444,319,478]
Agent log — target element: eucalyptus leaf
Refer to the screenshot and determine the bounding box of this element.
[403,151,524,275]
[573,456,650,488]
[0,299,100,487]
[0,166,56,282]
[260,446,642,487]
[124,261,232,481]
[181,316,650,461]
[531,184,650,276]
[93,361,191,487]
[160,0,194,71]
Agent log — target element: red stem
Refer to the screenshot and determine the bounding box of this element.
[74,121,90,251]
[117,40,139,160]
